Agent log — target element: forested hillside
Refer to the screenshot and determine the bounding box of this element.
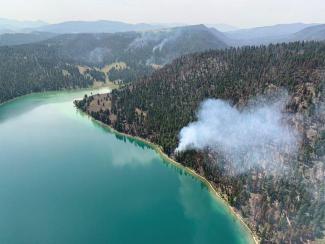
[292,24,325,42]
[42,25,227,80]
[0,25,227,103]
[0,32,57,47]
[76,42,325,243]
[0,44,92,103]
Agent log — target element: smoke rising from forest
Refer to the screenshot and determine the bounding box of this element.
[176,94,300,173]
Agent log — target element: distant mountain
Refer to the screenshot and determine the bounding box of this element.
[4,19,324,47]
[0,32,58,46]
[43,25,227,66]
[0,24,228,103]
[208,27,234,45]
[0,28,14,34]
[226,23,318,46]
[36,20,164,34]
[207,23,238,32]
[290,24,325,41]
[0,18,47,32]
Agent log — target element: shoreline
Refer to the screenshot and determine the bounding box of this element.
[1,87,259,243]
[78,108,260,244]
[0,82,118,107]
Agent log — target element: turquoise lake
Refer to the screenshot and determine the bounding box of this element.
[0,89,253,244]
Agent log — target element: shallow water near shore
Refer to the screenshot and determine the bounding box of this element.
[0,89,253,244]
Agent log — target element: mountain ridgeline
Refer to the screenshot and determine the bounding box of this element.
[225,23,316,46]
[2,19,325,47]
[43,25,227,66]
[292,24,325,42]
[35,20,164,34]
[0,32,58,47]
[0,18,46,33]
[223,23,325,46]
[0,44,93,103]
[0,25,227,103]
[76,42,325,243]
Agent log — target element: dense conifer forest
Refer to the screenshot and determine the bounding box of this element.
[0,25,227,104]
[76,41,325,243]
[0,44,93,103]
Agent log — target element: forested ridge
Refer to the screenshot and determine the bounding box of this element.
[0,44,93,103]
[0,32,58,47]
[0,25,227,104]
[76,41,325,243]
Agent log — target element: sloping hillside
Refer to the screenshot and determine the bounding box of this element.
[39,24,228,83]
[291,24,325,41]
[0,45,92,103]
[225,23,316,46]
[35,20,163,34]
[0,25,228,103]
[77,42,325,243]
[0,32,58,46]
[0,18,46,32]
[43,25,227,66]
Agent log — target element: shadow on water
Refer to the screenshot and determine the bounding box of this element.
[82,107,209,190]
[81,111,152,151]
[79,107,208,180]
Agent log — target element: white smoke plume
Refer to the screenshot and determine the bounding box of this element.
[128,28,181,52]
[152,30,182,52]
[128,31,164,50]
[88,47,111,64]
[176,95,300,173]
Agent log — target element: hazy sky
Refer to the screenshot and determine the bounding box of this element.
[1,0,325,28]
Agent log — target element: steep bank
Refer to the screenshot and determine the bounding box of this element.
[76,42,325,243]
[76,107,259,243]
[0,90,254,244]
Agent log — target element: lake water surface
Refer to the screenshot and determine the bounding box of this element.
[0,89,253,244]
